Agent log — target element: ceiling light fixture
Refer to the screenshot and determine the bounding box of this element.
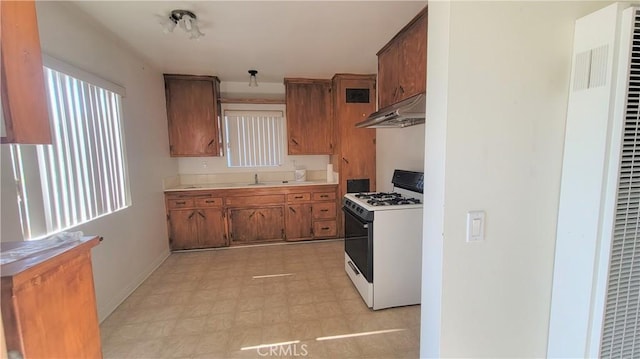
[248,70,259,87]
[161,10,204,40]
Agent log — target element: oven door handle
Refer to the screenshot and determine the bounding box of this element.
[347,261,360,276]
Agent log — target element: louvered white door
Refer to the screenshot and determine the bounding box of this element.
[600,7,640,358]
[548,4,640,358]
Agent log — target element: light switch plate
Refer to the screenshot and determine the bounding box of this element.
[466,211,485,242]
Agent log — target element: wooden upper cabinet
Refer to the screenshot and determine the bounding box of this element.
[164,74,221,157]
[377,46,400,109]
[285,78,333,155]
[377,7,427,108]
[1,0,52,144]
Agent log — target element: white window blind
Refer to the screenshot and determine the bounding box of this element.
[10,65,130,240]
[224,110,285,167]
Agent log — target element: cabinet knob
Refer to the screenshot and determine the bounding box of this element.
[291,138,299,145]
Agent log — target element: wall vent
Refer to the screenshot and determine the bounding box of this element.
[574,50,592,91]
[573,45,609,91]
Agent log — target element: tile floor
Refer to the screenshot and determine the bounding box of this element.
[100,240,420,358]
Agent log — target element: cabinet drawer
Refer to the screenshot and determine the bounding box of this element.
[313,192,336,201]
[167,198,194,209]
[195,197,223,207]
[287,193,311,202]
[313,203,336,219]
[313,220,337,238]
[226,195,284,206]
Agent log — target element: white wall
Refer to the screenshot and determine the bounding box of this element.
[376,124,425,192]
[422,1,610,357]
[0,2,177,321]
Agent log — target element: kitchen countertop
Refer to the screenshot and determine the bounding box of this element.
[164,180,337,192]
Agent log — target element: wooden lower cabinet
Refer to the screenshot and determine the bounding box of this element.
[165,184,338,249]
[312,202,337,238]
[285,190,338,242]
[1,236,102,358]
[229,206,284,244]
[166,194,227,250]
[286,204,313,240]
[313,220,337,238]
[168,208,226,250]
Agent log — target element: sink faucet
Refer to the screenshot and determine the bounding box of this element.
[254,173,258,184]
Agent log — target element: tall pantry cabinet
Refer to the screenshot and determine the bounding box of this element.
[330,74,377,235]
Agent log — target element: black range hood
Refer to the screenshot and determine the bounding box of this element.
[355,93,425,128]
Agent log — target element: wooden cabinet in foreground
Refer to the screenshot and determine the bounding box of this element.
[1,236,102,358]
[164,74,222,157]
[1,0,52,144]
[285,78,333,155]
[377,7,427,108]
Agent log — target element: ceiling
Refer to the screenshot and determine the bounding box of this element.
[70,1,427,83]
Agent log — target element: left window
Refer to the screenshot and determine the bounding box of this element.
[10,61,130,240]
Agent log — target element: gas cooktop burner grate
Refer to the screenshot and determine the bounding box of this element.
[355,192,401,200]
[354,192,421,206]
[367,197,422,206]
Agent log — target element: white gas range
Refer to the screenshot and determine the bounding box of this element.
[342,170,424,310]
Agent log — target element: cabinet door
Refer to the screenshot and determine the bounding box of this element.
[377,44,400,109]
[168,210,199,250]
[285,80,332,155]
[197,208,227,248]
[255,207,285,242]
[165,76,220,157]
[398,13,427,102]
[230,207,284,243]
[285,204,312,241]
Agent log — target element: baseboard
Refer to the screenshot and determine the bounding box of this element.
[97,249,170,322]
